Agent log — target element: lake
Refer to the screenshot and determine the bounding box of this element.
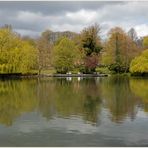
[0,76,148,146]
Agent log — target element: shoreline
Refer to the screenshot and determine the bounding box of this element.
[0,73,108,78]
[46,73,108,77]
[1,73,148,79]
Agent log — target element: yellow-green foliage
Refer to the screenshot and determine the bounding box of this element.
[51,37,79,73]
[0,28,37,74]
[96,67,111,74]
[130,49,148,73]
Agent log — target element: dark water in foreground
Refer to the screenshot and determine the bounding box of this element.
[0,76,148,146]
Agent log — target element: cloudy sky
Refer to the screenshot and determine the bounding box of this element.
[0,1,148,38]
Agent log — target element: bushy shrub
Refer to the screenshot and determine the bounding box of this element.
[130,49,148,75]
[109,63,128,73]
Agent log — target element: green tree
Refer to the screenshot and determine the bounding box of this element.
[80,23,102,73]
[0,27,37,74]
[51,37,79,73]
[130,49,148,75]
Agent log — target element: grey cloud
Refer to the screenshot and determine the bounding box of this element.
[0,1,123,15]
[0,1,147,38]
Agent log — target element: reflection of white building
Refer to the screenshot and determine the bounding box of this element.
[78,77,81,81]
[66,77,72,81]
[96,77,100,82]
[78,77,83,81]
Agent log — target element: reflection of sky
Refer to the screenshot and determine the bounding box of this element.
[10,109,148,136]
[16,113,98,134]
[0,109,148,146]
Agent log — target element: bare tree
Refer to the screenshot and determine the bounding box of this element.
[37,30,53,74]
[128,28,138,42]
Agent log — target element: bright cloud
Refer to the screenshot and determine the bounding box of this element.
[0,1,147,38]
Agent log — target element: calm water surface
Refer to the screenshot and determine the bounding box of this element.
[0,76,148,146]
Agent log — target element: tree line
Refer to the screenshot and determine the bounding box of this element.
[0,24,148,75]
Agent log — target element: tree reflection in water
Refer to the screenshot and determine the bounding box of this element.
[100,76,140,123]
[0,76,148,126]
[130,78,148,112]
